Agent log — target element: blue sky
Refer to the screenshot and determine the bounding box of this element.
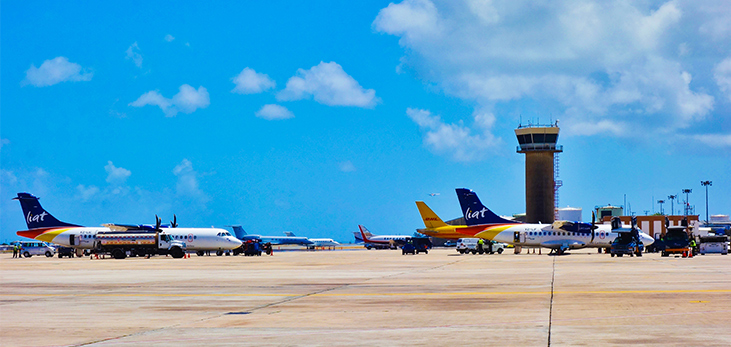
[2,0,730,242]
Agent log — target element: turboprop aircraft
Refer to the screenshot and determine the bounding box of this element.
[13,192,242,254]
[454,188,654,255]
[228,226,314,246]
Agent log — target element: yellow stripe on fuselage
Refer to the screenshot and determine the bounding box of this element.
[35,228,75,243]
[474,225,515,240]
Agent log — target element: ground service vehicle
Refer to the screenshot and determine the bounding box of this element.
[56,246,76,258]
[698,235,728,255]
[456,238,505,254]
[661,226,691,257]
[12,241,56,258]
[610,231,643,257]
[94,230,185,259]
[401,237,432,255]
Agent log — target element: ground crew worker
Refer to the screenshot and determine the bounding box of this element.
[17,244,23,258]
[689,238,697,256]
[12,244,18,258]
[477,239,484,254]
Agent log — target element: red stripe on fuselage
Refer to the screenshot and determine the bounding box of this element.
[16,228,57,239]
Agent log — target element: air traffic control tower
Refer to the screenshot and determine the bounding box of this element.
[515,122,562,224]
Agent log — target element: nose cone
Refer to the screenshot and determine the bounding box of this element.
[642,233,655,246]
[229,237,243,248]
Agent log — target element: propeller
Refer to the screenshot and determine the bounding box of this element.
[590,211,596,243]
[170,214,178,228]
[155,215,161,231]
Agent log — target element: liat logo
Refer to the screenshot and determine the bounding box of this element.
[425,218,439,221]
[465,207,488,221]
[27,211,48,224]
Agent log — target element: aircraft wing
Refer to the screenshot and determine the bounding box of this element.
[102,223,138,232]
[539,239,586,249]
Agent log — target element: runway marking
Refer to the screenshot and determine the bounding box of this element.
[3,288,731,298]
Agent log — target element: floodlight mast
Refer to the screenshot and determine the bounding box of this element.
[700,181,712,223]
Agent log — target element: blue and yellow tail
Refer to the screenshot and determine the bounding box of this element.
[455,188,519,226]
[13,193,80,230]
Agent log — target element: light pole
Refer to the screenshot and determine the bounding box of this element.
[657,200,665,215]
[682,189,692,215]
[668,195,676,215]
[701,181,712,223]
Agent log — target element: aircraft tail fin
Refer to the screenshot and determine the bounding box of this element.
[13,193,81,229]
[415,201,449,228]
[284,231,295,237]
[358,225,373,243]
[229,225,247,239]
[455,188,518,226]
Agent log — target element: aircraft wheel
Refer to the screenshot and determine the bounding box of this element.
[197,251,205,256]
[216,250,223,256]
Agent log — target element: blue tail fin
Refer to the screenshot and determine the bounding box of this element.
[455,188,519,226]
[13,193,81,229]
[228,226,247,239]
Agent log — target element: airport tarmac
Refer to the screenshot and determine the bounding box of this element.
[1,248,730,346]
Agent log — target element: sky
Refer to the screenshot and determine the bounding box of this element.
[1,0,730,243]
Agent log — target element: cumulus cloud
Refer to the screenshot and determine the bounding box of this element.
[173,159,207,201]
[22,57,93,87]
[339,161,356,172]
[129,84,210,117]
[104,161,131,185]
[255,104,294,120]
[125,42,143,68]
[277,61,379,108]
[714,57,731,102]
[165,34,175,42]
[76,184,100,202]
[373,0,719,139]
[407,108,499,162]
[688,133,731,148]
[231,67,276,94]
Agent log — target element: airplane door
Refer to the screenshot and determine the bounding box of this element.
[513,232,521,244]
[69,234,76,246]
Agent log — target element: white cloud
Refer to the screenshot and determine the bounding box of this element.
[231,67,276,94]
[22,57,93,87]
[339,161,356,172]
[173,159,207,201]
[104,161,131,185]
[714,57,731,102]
[277,61,379,108]
[76,184,100,202]
[373,0,718,138]
[125,42,143,68]
[407,108,499,162]
[255,104,294,120]
[129,84,210,117]
[689,133,731,148]
[165,34,175,42]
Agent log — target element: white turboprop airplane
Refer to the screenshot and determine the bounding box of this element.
[13,193,242,255]
[454,188,654,255]
[358,225,411,249]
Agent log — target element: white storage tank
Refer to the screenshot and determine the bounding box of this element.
[557,206,582,222]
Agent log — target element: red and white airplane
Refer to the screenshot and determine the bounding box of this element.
[358,225,411,250]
